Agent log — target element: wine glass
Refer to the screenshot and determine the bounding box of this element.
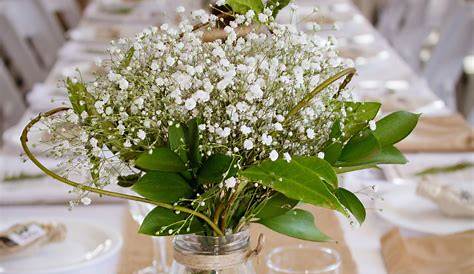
[129,201,169,274]
[266,245,341,274]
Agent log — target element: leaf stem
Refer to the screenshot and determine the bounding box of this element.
[20,108,224,236]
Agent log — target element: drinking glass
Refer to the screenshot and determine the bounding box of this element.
[129,201,169,274]
[266,245,341,274]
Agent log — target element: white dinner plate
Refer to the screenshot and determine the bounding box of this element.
[375,184,474,235]
[0,219,122,274]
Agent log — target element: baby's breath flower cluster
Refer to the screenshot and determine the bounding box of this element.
[67,10,350,171]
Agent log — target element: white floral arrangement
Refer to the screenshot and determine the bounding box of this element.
[21,1,419,240]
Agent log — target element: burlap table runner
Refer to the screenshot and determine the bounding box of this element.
[119,205,357,274]
[381,228,474,274]
[397,114,474,152]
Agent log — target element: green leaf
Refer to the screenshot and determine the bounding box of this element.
[372,111,420,146]
[184,118,202,168]
[254,193,298,220]
[336,145,407,167]
[198,154,237,185]
[168,123,188,163]
[135,147,187,172]
[266,0,291,17]
[240,156,344,212]
[120,47,135,68]
[323,141,342,164]
[117,174,141,187]
[335,164,379,174]
[139,207,202,236]
[258,209,331,242]
[132,171,193,203]
[341,101,381,139]
[226,0,264,14]
[339,131,381,162]
[335,188,366,224]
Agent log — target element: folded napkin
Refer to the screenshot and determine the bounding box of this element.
[381,228,474,274]
[397,115,474,152]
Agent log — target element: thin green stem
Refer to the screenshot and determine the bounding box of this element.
[285,67,356,122]
[20,107,224,236]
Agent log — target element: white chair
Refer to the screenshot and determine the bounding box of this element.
[0,59,26,132]
[423,0,474,111]
[0,0,63,91]
[37,0,82,35]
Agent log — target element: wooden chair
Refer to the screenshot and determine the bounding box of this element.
[36,0,82,36]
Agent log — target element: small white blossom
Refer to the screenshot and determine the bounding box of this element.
[306,128,315,139]
[317,152,325,159]
[137,129,146,140]
[81,197,91,205]
[243,139,254,150]
[224,177,237,188]
[283,152,292,162]
[369,120,377,131]
[269,150,279,161]
[261,133,273,146]
[118,78,129,90]
[185,98,197,110]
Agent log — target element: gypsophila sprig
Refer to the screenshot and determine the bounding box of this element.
[21,5,419,240]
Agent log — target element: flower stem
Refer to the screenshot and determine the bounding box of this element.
[285,67,356,122]
[20,107,224,236]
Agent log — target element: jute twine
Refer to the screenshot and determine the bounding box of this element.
[174,234,265,270]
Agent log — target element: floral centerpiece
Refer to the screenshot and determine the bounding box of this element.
[21,1,419,272]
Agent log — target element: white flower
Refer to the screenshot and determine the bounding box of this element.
[283,152,292,162]
[105,107,113,115]
[124,140,132,148]
[261,133,273,146]
[240,125,252,135]
[185,98,197,110]
[155,77,165,86]
[369,120,377,131]
[107,71,117,81]
[118,78,129,90]
[193,90,210,103]
[269,150,279,161]
[151,61,159,71]
[137,129,146,140]
[243,139,254,150]
[306,128,315,139]
[81,197,91,205]
[274,122,283,131]
[224,177,237,188]
[317,152,325,159]
[258,13,268,23]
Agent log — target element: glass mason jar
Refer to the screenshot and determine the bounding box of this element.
[169,230,256,274]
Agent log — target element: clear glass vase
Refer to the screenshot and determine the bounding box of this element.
[169,230,256,274]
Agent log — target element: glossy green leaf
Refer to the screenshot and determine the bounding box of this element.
[198,154,237,185]
[254,193,299,220]
[336,145,407,167]
[335,188,366,224]
[184,118,202,168]
[341,101,381,138]
[135,147,186,172]
[226,0,264,14]
[323,141,342,164]
[258,209,331,242]
[266,0,291,17]
[117,173,141,187]
[240,156,344,212]
[372,111,420,146]
[132,171,193,203]
[339,131,381,162]
[335,164,379,174]
[168,123,188,163]
[139,207,202,236]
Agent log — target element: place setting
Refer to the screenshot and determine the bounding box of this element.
[1,1,473,274]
